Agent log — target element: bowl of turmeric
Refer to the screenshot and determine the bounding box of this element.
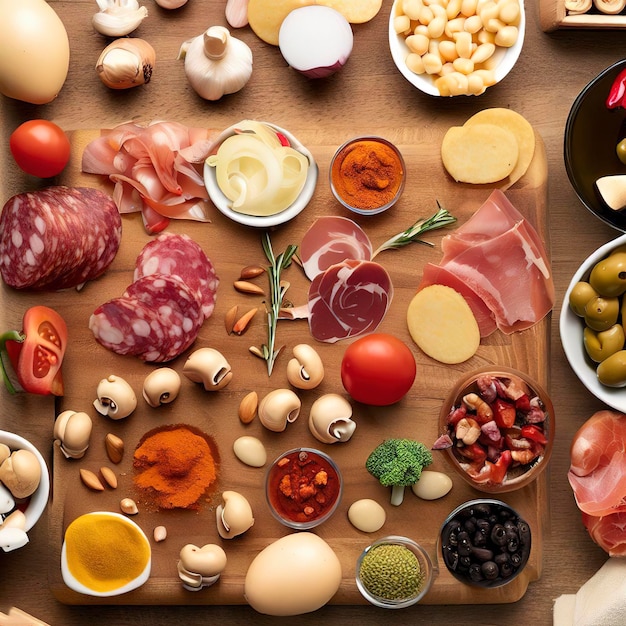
[329,136,406,215]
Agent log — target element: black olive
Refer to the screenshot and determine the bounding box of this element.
[518,521,531,546]
[510,551,522,568]
[494,552,511,566]
[459,555,472,571]
[490,524,507,546]
[471,546,494,562]
[473,530,487,547]
[481,561,499,580]
[500,562,514,578]
[457,535,472,557]
[468,563,483,582]
[464,518,477,534]
[506,530,519,553]
[443,545,459,571]
[476,518,490,533]
[472,503,492,517]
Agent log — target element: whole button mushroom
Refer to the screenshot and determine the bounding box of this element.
[183,348,233,391]
[286,344,324,390]
[258,389,301,432]
[178,543,227,591]
[308,393,356,444]
[93,375,137,419]
[142,367,181,407]
[53,410,93,459]
[0,449,41,499]
[216,491,254,539]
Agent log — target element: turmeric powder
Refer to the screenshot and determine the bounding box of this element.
[64,512,150,593]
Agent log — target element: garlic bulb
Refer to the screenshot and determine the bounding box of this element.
[178,25,253,101]
[93,0,148,37]
[96,38,156,89]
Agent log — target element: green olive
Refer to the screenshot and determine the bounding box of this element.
[617,139,626,165]
[569,281,599,316]
[584,295,620,331]
[589,251,626,297]
[584,324,626,362]
[597,350,626,387]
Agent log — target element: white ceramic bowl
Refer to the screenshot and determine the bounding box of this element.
[0,430,49,533]
[203,120,318,227]
[560,233,626,411]
[388,0,526,97]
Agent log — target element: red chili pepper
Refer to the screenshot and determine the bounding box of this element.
[520,424,548,445]
[607,68,626,109]
[0,306,68,396]
[275,131,291,147]
[487,450,513,484]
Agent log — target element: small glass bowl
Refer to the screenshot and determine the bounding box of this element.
[265,448,342,530]
[439,499,531,588]
[356,536,435,608]
[438,366,555,493]
[329,136,406,215]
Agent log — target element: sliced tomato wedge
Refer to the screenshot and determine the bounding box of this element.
[0,306,68,396]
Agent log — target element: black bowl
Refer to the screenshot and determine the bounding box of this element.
[565,59,626,232]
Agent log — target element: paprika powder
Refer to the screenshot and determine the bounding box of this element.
[330,137,405,213]
[133,424,219,510]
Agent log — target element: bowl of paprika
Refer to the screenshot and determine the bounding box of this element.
[329,136,406,215]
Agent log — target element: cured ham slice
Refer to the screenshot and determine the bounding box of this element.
[568,410,626,517]
[82,121,218,233]
[418,189,554,335]
[299,216,372,281]
[582,511,626,556]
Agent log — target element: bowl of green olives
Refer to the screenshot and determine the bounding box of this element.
[561,232,626,410]
[565,58,626,232]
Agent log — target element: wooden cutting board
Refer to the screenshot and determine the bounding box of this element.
[46,127,549,605]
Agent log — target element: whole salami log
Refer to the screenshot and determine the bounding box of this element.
[89,274,203,362]
[0,186,122,290]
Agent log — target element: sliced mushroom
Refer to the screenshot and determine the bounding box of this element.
[143,367,181,407]
[183,348,233,391]
[216,490,254,539]
[258,389,301,432]
[93,375,137,419]
[308,394,356,444]
[53,410,93,459]
[286,344,325,390]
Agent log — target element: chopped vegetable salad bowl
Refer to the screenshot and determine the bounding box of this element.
[203,119,318,228]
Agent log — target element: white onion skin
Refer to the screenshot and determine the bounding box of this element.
[278,6,353,79]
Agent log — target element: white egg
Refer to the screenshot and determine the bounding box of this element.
[244,533,342,616]
[411,470,453,500]
[0,0,70,104]
[347,498,386,533]
[233,436,267,467]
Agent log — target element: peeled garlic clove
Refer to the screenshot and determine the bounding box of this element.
[0,450,41,499]
[142,367,181,407]
[0,483,15,515]
[216,491,254,539]
[233,436,266,467]
[0,526,29,552]
[308,394,356,444]
[258,389,301,432]
[92,0,149,37]
[183,348,233,391]
[94,375,137,419]
[226,0,249,28]
[97,37,156,89]
[54,410,93,459]
[286,344,324,390]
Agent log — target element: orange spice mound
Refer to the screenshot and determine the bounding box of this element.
[133,424,218,510]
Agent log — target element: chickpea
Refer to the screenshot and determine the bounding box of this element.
[584,295,620,331]
[494,25,519,47]
[584,324,626,363]
[406,33,430,55]
[589,251,626,297]
[597,350,626,387]
[569,281,599,316]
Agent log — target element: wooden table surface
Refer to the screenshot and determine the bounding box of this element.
[0,1,624,624]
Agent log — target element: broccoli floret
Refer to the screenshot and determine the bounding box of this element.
[365,439,433,506]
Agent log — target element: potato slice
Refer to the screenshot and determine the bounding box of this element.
[464,108,535,186]
[248,0,314,45]
[318,0,383,23]
[441,123,519,184]
[407,285,480,364]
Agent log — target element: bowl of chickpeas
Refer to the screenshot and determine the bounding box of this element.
[561,232,626,411]
[388,0,525,97]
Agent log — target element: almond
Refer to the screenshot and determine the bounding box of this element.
[100,466,118,489]
[234,280,266,296]
[233,307,258,335]
[239,265,265,280]
[239,391,259,424]
[225,304,239,334]
[105,433,124,464]
[80,468,105,491]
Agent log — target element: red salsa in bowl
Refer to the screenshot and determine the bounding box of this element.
[265,448,342,529]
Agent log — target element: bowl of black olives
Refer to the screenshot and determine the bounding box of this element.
[439,499,532,588]
[561,232,626,411]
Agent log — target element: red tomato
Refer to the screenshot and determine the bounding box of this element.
[9,120,71,178]
[340,333,416,406]
[3,306,68,396]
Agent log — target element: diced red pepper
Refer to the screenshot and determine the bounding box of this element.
[488,450,512,484]
[456,442,487,465]
[492,398,516,429]
[515,393,531,412]
[520,424,548,445]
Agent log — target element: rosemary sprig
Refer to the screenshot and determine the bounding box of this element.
[257,232,298,376]
[371,203,457,258]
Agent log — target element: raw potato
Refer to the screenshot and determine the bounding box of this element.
[407,285,480,364]
[441,123,519,184]
[464,108,535,186]
[319,0,382,23]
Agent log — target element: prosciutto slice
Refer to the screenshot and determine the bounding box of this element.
[568,410,626,517]
[582,511,626,556]
[299,216,372,281]
[418,189,554,336]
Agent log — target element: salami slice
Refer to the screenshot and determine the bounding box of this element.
[0,186,122,290]
[134,232,218,320]
[89,274,203,363]
[299,216,372,281]
[306,259,393,343]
